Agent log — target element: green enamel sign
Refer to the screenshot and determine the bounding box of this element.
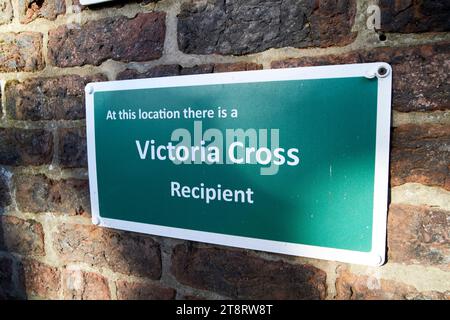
[86,63,392,266]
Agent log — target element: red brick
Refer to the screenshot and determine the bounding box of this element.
[0,216,45,256]
[171,243,327,299]
[391,124,450,190]
[0,128,53,166]
[14,174,90,216]
[388,204,449,268]
[62,269,110,300]
[53,224,161,279]
[336,269,449,300]
[19,0,65,24]
[116,280,175,300]
[0,32,44,72]
[20,259,60,299]
[48,12,165,67]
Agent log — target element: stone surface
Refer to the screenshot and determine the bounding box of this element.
[48,12,165,67]
[58,127,87,168]
[171,244,327,299]
[116,62,262,80]
[62,269,110,300]
[0,172,11,211]
[53,224,161,279]
[20,259,60,299]
[272,43,450,112]
[14,174,90,216]
[5,74,106,121]
[0,32,44,72]
[391,124,450,190]
[336,269,450,300]
[0,128,53,166]
[0,216,45,256]
[116,280,175,300]
[19,0,66,24]
[379,0,450,33]
[0,0,13,25]
[178,0,356,55]
[388,204,449,268]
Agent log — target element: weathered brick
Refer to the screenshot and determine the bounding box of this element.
[116,280,175,300]
[0,216,45,256]
[20,259,60,299]
[53,224,161,279]
[336,269,450,300]
[379,0,450,33]
[62,269,110,300]
[14,174,90,216]
[388,204,449,268]
[178,0,356,55]
[391,124,450,190]
[0,32,44,72]
[19,0,65,24]
[5,74,106,121]
[48,12,165,67]
[116,62,263,80]
[0,128,53,166]
[117,65,182,80]
[0,0,13,25]
[58,127,87,168]
[272,43,450,112]
[171,244,327,299]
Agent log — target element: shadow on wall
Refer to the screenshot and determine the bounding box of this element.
[0,168,26,300]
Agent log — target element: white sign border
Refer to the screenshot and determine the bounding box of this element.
[86,62,392,266]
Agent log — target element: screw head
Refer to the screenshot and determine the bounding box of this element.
[92,216,100,225]
[86,84,94,94]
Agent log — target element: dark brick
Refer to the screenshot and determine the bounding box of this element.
[336,268,449,300]
[391,124,450,190]
[5,74,106,121]
[0,0,13,25]
[0,128,53,166]
[0,32,44,72]
[14,174,90,216]
[178,0,356,55]
[48,12,165,67]
[272,43,450,112]
[388,204,449,269]
[171,244,327,299]
[116,280,175,300]
[0,215,45,256]
[379,0,450,33]
[116,64,181,80]
[117,62,263,80]
[19,0,65,24]
[53,224,161,279]
[58,127,87,168]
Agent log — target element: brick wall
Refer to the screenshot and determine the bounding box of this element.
[0,0,449,300]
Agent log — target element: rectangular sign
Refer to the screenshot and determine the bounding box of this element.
[86,63,392,266]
